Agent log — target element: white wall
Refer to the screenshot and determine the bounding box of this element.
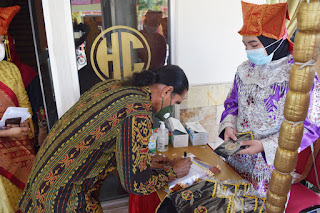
[41,0,267,117]
[42,0,80,118]
[172,0,264,85]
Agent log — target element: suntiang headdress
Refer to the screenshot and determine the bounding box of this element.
[0,5,20,35]
[0,6,21,62]
[238,1,293,51]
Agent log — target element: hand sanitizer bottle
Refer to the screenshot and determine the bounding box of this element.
[157,121,168,152]
[148,132,157,156]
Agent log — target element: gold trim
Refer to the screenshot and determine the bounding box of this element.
[4,35,11,62]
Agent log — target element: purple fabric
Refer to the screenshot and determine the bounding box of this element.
[220,76,239,122]
[263,57,293,115]
[300,74,320,151]
[288,57,294,64]
[219,58,318,195]
[264,85,288,114]
[220,64,319,152]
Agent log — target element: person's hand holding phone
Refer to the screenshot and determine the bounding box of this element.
[0,120,30,139]
[5,117,21,126]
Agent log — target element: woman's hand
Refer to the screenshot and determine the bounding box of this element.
[237,140,264,155]
[37,127,48,146]
[224,127,237,141]
[0,120,30,138]
[0,126,29,138]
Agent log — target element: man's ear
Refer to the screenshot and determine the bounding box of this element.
[160,86,174,98]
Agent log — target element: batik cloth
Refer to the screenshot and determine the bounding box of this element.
[0,61,35,212]
[219,54,320,195]
[19,80,177,212]
[157,180,266,213]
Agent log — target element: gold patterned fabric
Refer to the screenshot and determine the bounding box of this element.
[19,80,177,213]
[0,175,23,213]
[0,61,35,212]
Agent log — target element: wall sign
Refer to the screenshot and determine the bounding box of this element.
[90,26,151,81]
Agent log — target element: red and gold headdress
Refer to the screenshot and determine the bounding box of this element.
[238,1,290,40]
[0,6,20,62]
[0,5,20,35]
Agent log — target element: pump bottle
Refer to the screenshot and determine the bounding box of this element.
[157,121,168,152]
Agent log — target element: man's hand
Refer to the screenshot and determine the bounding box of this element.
[151,154,173,169]
[237,140,264,155]
[224,127,237,141]
[172,157,192,178]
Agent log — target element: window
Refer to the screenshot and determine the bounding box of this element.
[71,0,169,94]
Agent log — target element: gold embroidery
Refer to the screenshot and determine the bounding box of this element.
[131,115,152,174]
[181,190,193,200]
[133,173,169,194]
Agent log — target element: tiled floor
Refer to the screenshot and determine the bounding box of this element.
[102,197,129,213]
[103,206,128,213]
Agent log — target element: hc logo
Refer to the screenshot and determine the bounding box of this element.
[90,25,151,80]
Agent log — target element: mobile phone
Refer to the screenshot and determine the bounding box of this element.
[5,117,22,126]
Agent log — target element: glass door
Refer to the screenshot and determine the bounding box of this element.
[2,0,58,131]
[28,0,59,129]
[71,0,170,94]
[70,0,170,202]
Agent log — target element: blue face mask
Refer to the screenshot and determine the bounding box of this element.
[246,37,285,65]
[246,48,274,65]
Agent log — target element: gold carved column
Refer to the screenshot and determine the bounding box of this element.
[266,0,320,212]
